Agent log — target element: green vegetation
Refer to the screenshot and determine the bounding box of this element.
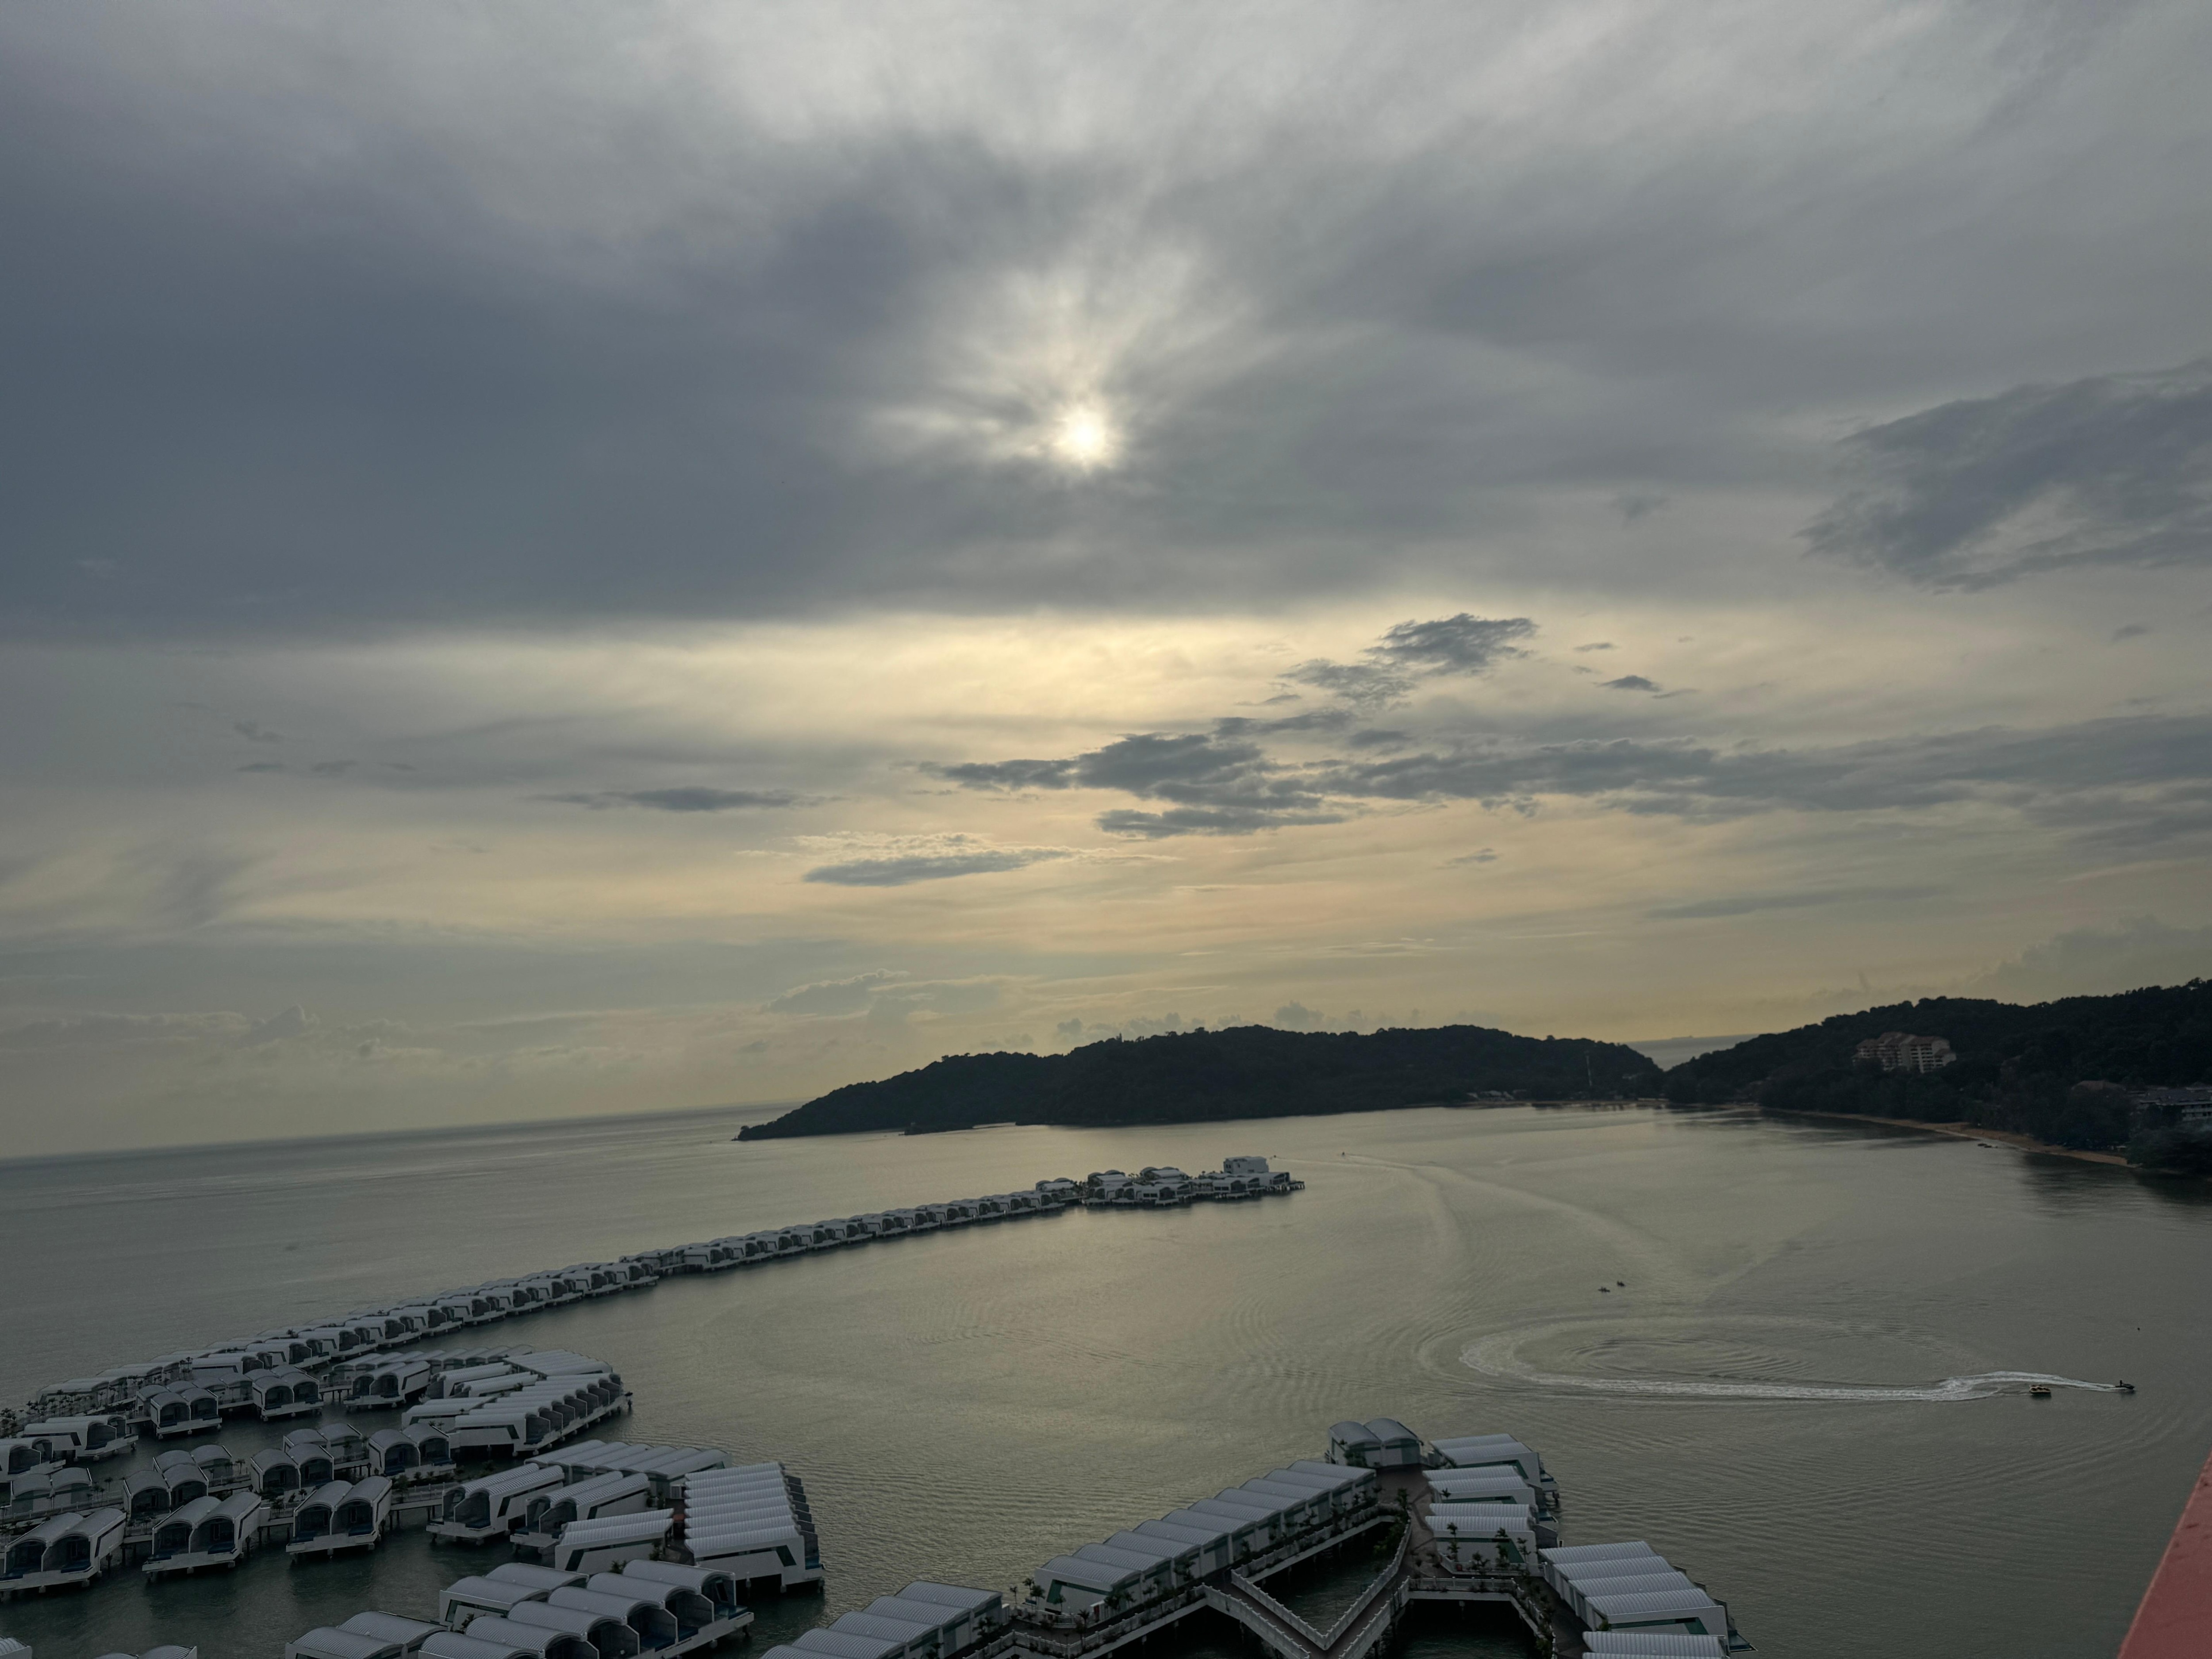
[736,1023,1663,1140]
[1659,980,2212,1168]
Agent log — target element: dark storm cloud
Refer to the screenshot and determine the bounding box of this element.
[1601,676,1660,693]
[1806,360,2212,588]
[802,847,1070,886]
[543,787,807,813]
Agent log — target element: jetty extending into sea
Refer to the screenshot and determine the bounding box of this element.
[4,1157,1299,1446]
[0,1160,1298,1598]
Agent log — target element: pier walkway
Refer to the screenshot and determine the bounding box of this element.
[1202,1467,1567,1659]
[1002,1442,1745,1659]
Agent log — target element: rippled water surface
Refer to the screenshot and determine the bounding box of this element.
[3,1103,2208,1659]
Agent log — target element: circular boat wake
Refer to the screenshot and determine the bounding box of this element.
[1460,1325,2119,1402]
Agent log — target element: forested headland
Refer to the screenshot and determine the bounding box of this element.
[1658,981,2212,1172]
[736,1023,1663,1140]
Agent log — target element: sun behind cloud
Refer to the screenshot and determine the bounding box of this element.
[1047,401,1121,471]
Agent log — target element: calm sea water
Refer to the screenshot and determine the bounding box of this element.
[3,1103,2208,1659]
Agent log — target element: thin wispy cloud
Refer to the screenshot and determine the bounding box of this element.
[544,787,810,813]
[1806,360,2212,588]
[804,846,1072,887]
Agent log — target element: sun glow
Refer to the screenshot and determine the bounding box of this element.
[1047,401,1121,471]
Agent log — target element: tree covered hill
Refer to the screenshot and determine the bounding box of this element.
[736,1023,1663,1140]
[1660,980,2212,1162]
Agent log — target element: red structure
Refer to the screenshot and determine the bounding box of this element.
[2120,1446,2212,1658]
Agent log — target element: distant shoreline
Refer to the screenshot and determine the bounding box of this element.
[1763,1106,2131,1167]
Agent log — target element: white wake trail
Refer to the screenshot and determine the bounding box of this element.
[1461,1333,2118,1402]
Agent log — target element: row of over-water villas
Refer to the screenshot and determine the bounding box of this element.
[400,1352,628,1461]
[672,1185,1077,1273]
[667,1156,1293,1272]
[1407,1425,1745,1651]
[759,1581,1005,1659]
[417,1439,791,1586]
[1085,1158,1297,1207]
[1029,1461,1377,1620]
[8,1360,608,1596]
[18,1153,1290,1442]
[666,1462,823,1590]
[427,1440,730,1546]
[1540,1544,1738,1655]
[1420,1431,1563,1573]
[16,1258,659,1436]
[230,1423,456,1506]
[286,1556,753,1659]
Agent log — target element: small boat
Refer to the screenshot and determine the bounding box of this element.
[2117,1381,2136,1394]
[2029,1385,2052,1399]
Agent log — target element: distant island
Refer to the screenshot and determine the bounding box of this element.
[735,1023,1663,1140]
[1659,979,2212,1173]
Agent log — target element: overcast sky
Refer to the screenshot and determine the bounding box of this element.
[4,0,2210,1155]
